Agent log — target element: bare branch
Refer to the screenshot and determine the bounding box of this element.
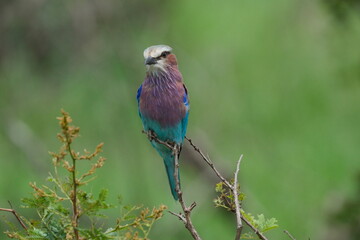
[185,137,233,190]
[233,155,243,240]
[168,211,186,223]
[0,202,27,231]
[284,230,297,240]
[143,132,273,240]
[173,146,202,240]
[142,131,202,240]
[186,137,270,240]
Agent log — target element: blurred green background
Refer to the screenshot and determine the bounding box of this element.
[1,0,360,239]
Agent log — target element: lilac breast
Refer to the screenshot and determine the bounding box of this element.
[139,72,186,128]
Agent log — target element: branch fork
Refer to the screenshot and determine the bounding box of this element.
[185,137,270,240]
[142,131,282,240]
[0,201,27,231]
[143,130,202,240]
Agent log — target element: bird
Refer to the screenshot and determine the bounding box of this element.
[137,45,189,200]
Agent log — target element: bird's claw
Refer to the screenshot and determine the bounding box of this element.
[166,140,176,147]
[145,130,157,141]
[171,143,181,155]
[145,130,180,153]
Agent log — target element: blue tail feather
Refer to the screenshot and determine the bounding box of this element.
[163,154,180,200]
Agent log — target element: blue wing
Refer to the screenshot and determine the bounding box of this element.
[137,84,143,119]
[136,84,142,105]
[181,84,189,140]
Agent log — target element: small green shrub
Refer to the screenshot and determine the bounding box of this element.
[3,110,166,240]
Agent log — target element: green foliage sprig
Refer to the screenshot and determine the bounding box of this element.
[2,110,166,240]
[214,181,279,239]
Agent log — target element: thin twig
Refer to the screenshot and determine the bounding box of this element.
[185,137,233,190]
[284,230,297,240]
[142,131,202,240]
[173,147,202,240]
[233,155,243,240]
[186,137,270,240]
[241,216,269,240]
[0,202,27,231]
[168,210,187,223]
[144,132,271,240]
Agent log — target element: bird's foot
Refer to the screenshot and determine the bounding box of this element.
[145,129,157,141]
[165,140,176,147]
[170,143,181,156]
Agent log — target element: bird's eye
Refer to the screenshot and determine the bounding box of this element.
[161,51,170,58]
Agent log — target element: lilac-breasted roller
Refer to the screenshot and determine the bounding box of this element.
[137,45,189,200]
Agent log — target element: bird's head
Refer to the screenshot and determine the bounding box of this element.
[143,45,178,74]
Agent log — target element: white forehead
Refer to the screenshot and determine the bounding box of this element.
[143,45,172,59]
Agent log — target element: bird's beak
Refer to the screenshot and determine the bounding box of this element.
[145,57,157,65]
